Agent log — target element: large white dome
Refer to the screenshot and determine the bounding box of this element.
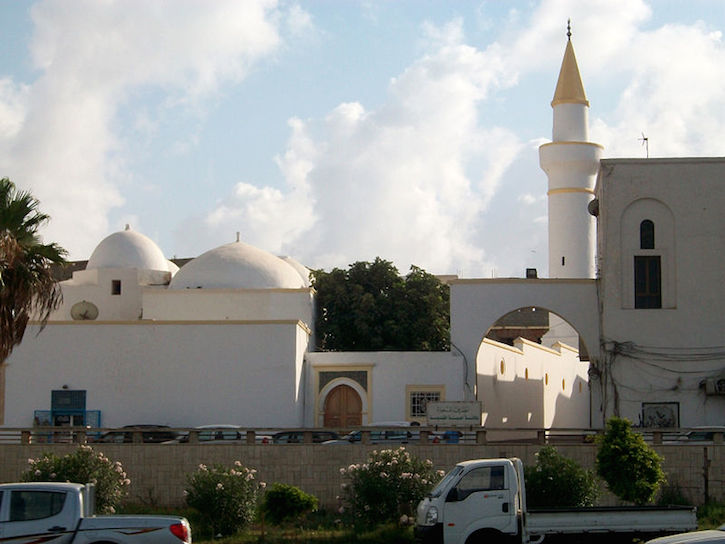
[87,226,170,271]
[169,241,306,290]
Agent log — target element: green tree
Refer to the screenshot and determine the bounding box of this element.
[311,258,449,351]
[596,417,666,505]
[0,178,66,362]
[524,446,599,507]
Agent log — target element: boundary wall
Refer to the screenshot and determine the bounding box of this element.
[1,443,722,508]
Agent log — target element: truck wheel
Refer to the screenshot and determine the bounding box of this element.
[465,529,507,544]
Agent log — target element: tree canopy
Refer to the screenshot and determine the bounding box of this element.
[596,417,666,505]
[311,258,449,351]
[0,178,66,362]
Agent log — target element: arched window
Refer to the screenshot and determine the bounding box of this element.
[640,220,655,249]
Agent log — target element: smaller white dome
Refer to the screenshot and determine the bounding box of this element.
[279,256,311,287]
[169,241,306,290]
[87,226,170,272]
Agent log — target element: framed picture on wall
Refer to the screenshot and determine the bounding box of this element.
[641,402,680,428]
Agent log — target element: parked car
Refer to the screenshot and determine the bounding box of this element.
[272,430,339,444]
[687,427,725,443]
[174,424,244,443]
[94,425,179,444]
[647,525,725,544]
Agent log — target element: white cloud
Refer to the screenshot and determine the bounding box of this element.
[194,21,522,275]
[0,0,289,257]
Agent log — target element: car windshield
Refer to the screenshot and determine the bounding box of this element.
[429,465,464,498]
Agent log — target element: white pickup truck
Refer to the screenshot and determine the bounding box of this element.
[0,482,191,544]
[415,457,697,544]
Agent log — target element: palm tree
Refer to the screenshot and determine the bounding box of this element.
[0,178,67,362]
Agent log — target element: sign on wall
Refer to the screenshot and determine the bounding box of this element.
[427,401,482,426]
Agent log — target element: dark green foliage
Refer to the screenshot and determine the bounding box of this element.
[261,483,318,525]
[596,417,666,505]
[0,178,66,361]
[697,501,725,529]
[657,480,692,506]
[524,446,599,507]
[311,258,449,351]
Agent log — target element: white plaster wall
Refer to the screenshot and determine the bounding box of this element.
[304,351,464,426]
[142,289,314,326]
[3,321,308,428]
[51,269,160,321]
[476,338,589,429]
[596,158,725,426]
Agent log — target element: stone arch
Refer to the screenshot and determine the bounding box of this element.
[318,378,368,427]
[475,305,592,430]
[450,278,599,400]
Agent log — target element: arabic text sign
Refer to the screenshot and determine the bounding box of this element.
[427,402,481,426]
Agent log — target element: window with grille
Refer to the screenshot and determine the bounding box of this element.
[409,391,441,418]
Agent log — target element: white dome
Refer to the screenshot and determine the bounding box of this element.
[87,227,170,271]
[169,241,306,290]
[279,256,311,287]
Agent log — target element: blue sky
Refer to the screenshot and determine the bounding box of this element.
[1,1,724,278]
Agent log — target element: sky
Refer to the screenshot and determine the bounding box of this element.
[0,0,724,279]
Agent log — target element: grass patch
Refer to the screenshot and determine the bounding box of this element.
[698,501,725,530]
[189,524,413,543]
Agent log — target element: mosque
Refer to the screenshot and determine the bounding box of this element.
[2,32,724,433]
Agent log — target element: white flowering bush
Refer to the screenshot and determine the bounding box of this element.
[339,447,443,528]
[185,461,263,537]
[22,445,130,514]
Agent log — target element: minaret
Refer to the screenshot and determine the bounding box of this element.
[539,23,603,278]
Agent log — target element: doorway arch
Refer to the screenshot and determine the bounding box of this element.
[322,383,363,427]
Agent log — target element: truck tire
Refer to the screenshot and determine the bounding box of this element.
[465,529,509,544]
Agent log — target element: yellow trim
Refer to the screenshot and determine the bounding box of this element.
[405,384,445,423]
[547,188,595,196]
[539,141,604,150]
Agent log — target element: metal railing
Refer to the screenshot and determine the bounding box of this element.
[0,426,722,446]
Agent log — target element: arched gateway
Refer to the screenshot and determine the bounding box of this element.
[450,278,600,400]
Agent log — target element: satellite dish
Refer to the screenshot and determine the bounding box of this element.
[70,300,99,321]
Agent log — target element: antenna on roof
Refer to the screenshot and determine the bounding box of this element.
[567,19,572,40]
[639,132,649,158]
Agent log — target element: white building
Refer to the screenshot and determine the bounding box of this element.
[4,30,721,433]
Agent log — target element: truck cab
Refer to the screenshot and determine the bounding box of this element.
[0,482,87,543]
[415,458,524,544]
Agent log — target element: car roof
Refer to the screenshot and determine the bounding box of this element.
[0,482,84,492]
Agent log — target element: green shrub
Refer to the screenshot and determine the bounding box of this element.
[697,501,725,529]
[185,461,263,537]
[22,445,130,514]
[525,446,599,507]
[339,447,443,528]
[596,417,666,505]
[261,483,318,525]
[657,480,692,506]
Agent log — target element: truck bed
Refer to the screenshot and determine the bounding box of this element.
[527,506,697,535]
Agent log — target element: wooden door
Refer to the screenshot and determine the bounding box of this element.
[323,385,362,427]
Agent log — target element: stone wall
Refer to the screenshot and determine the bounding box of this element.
[1,443,721,508]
